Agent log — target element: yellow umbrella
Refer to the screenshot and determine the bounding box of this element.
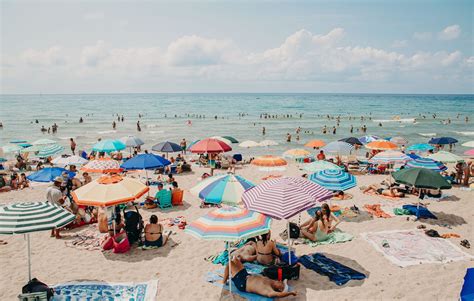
[72,174,149,207]
[283,149,311,159]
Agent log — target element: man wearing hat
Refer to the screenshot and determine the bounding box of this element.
[46,177,67,239]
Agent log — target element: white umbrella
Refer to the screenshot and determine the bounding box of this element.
[462,141,474,147]
[120,136,145,147]
[52,155,89,167]
[259,140,279,147]
[239,140,260,148]
[321,141,354,156]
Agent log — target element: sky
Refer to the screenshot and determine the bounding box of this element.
[1,0,473,94]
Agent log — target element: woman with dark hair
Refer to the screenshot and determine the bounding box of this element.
[300,210,329,242]
[144,214,171,247]
[320,203,341,232]
[255,231,281,265]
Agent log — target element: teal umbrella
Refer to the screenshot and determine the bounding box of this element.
[92,139,126,153]
[37,144,64,158]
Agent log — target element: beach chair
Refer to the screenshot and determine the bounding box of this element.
[157,189,173,209]
[172,188,184,206]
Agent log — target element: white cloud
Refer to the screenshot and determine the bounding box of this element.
[413,32,432,41]
[80,40,108,67]
[84,12,105,20]
[21,46,67,66]
[392,40,408,48]
[438,24,461,40]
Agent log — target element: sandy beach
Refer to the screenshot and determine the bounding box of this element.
[1,161,473,301]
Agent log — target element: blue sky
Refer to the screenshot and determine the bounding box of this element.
[1,0,472,94]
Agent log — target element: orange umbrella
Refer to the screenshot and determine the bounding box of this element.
[252,155,287,171]
[365,140,398,150]
[305,140,325,148]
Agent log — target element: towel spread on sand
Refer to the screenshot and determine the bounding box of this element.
[299,229,353,247]
[299,253,367,286]
[402,205,437,219]
[64,228,107,251]
[52,280,158,301]
[361,230,473,267]
[364,204,392,218]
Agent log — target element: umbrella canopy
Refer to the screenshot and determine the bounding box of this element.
[464,149,474,157]
[72,174,149,207]
[259,140,279,147]
[427,151,464,163]
[392,167,451,189]
[405,158,447,171]
[251,155,287,171]
[92,139,126,153]
[283,149,311,159]
[366,140,398,150]
[152,141,183,153]
[81,158,123,173]
[185,206,271,241]
[462,141,474,147]
[429,137,458,145]
[339,137,362,146]
[211,136,233,146]
[32,139,57,146]
[186,139,200,150]
[407,153,421,160]
[27,167,75,182]
[52,155,88,167]
[37,144,64,158]
[303,161,343,172]
[120,136,145,147]
[120,154,171,170]
[222,136,239,144]
[239,140,260,148]
[190,174,255,205]
[242,177,332,220]
[390,136,408,145]
[189,138,231,153]
[309,170,357,191]
[10,140,28,144]
[406,143,435,152]
[321,141,354,155]
[359,135,380,144]
[369,150,412,164]
[20,144,48,153]
[18,143,32,148]
[305,140,326,148]
[2,144,22,153]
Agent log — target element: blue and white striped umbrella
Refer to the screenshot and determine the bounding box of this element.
[406,143,434,152]
[359,135,381,144]
[309,169,357,191]
[37,144,64,158]
[321,141,354,155]
[369,150,412,164]
[190,174,255,205]
[405,158,447,172]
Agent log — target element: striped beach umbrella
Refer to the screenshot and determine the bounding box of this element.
[405,158,447,172]
[427,151,464,163]
[239,140,260,148]
[37,144,64,158]
[211,136,233,146]
[321,141,354,155]
[366,140,398,150]
[20,144,48,154]
[283,149,311,160]
[406,143,434,152]
[259,140,279,147]
[305,140,325,149]
[0,202,75,281]
[369,150,412,164]
[2,144,22,153]
[222,136,239,144]
[309,170,356,191]
[92,139,126,153]
[81,158,123,173]
[251,155,287,171]
[52,155,88,167]
[27,167,75,182]
[359,135,380,144]
[303,161,343,172]
[72,175,149,207]
[190,174,255,205]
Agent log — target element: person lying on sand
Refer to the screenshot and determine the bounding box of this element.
[364,184,405,197]
[230,239,257,262]
[144,215,171,248]
[222,255,297,298]
[255,231,281,266]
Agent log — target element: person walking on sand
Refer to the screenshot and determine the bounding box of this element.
[112,121,116,130]
[70,138,76,155]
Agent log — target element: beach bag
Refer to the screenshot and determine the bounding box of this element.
[112,232,130,253]
[289,222,300,239]
[263,263,300,281]
[21,278,53,300]
[101,235,114,251]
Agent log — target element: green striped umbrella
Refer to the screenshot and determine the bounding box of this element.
[0,202,75,281]
[37,144,64,158]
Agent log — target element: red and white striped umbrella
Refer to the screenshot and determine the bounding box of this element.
[241,177,332,220]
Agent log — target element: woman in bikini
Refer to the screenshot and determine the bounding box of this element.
[255,231,281,265]
[300,211,330,242]
[320,203,341,232]
[144,215,171,247]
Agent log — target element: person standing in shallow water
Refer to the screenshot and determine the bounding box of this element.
[137,121,141,132]
[262,126,266,135]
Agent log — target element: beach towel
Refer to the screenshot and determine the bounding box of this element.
[299,253,366,286]
[361,230,473,267]
[211,243,288,266]
[461,268,474,301]
[52,280,158,301]
[393,208,411,215]
[64,228,107,251]
[402,204,437,219]
[297,229,353,247]
[364,204,392,218]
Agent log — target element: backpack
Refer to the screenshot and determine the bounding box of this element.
[289,222,300,239]
[21,278,54,300]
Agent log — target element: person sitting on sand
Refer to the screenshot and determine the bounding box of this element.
[82,172,92,184]
[18,173,29,189]
[167,173,175,184]
[255,231,281,265]
[364,184,405,197]
[317,150,326,161]
[300,210,330,242]
[144,215,171,247]
[222,255,297,298]
[320,203,341,231]
[0,171,12,193]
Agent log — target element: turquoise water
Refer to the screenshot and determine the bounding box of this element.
[0,93,473,156]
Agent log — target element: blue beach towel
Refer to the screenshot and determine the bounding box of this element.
[461,268,474,301]
[299,253,366,286]
[402,205,437,219]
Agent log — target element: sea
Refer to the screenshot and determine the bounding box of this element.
[0,93,473,157]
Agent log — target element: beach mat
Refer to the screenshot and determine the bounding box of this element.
[362,230,473,267]
[296,229,353,247]
[52,280,158,301]
[64,228,107,251]
[402,205,437,219]
[299,253,366,286]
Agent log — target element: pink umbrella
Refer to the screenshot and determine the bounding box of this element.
[189,138,232,154]
[464,149,474,157]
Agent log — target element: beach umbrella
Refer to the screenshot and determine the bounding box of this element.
[428,137,458,145]
[81,158,122,173]
[120,136,144,147]
[427,151,464,163]
[309,170,356,191]
[390,136,408,145]
[190,174,255,206]
[72,174,149,207]
[189,138,232,153]
[406,143,434,152]
[305,140,326,149]
[259,140,279,147]
[92,139,126,153]
[10,140,28,144]
[239,140,260,148]
[321,141,354,156]
[461,268,474,301]
[462,141,474,147]
[20,144,49,154]
[359,135,380,144]
[405,158,447,172]
[18,143,32,148]
[366,140,398,151]
[52,155,89,167]
[392,167,451,189]
[339,137,362,146]
[0,202,75,281]
[185,206,271,294]
[186,140,200,150]
[407,153,421,160]
[27,167,75,182]
[36,144,64,158]
[303,161,343,172]
[222,136,239,144]
[369,150,412,164]
[32,139,57,146]
[464,149,474,157]
[121,153,171,170]
[211,136,233,146]
[251,155,287,171]
[2,144,22,153]
[283,149,311,160]
[152,141,183,153]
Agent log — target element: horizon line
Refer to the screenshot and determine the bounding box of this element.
[1,92,473,96]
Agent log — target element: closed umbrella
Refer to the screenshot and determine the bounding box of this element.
[92,139,126,153]
[405,158,447,172]
[428,137,458,145]
[321,141,354,156]
[37,144,64,158]
[406,143,434,152]
[305,140,325,149]
[427,151,464,163]
[259,140,279,147]
[52,155,88,167]
[251,155,287,171]
[152,141,183,153]
[189,138,232,153]
[0,202,75,281]
[366,140,398,150]
[81,158,123,174]
[303,161,343,173]
[190,174,255,206]
[339,137,362,146]
[239,140,260,148]
[27,167,75,182]
[309,170,356,191]
[369,150,412,164]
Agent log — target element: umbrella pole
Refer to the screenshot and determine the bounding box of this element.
[227,241,232,295]
[287,221,291,265]
[27,233,32,281]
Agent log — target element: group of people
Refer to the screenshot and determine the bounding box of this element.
[0,171,29,192]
